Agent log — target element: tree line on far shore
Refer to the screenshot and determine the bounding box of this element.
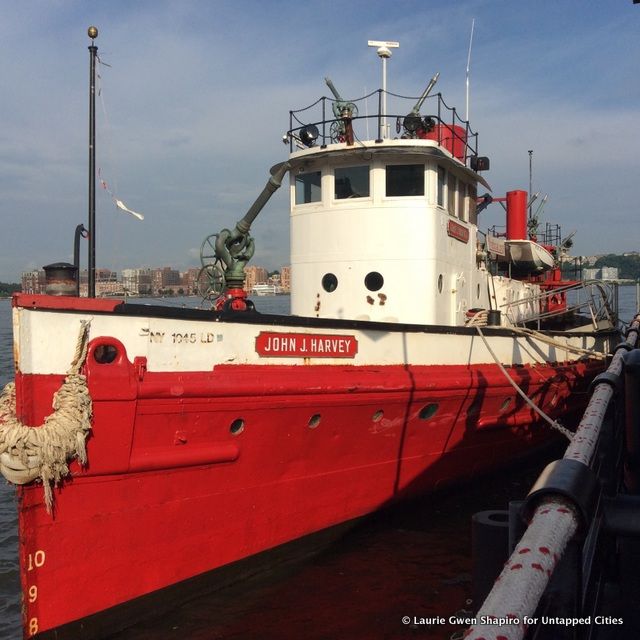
[590,254,640,280]
[0,282,20,296]
[561,254,640,280]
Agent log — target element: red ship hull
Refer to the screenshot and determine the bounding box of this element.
[16,354,601,637]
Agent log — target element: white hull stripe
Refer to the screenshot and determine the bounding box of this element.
[14,308,611,375]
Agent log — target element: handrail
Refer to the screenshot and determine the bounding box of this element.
[501,280,618,330]
[465,315,640,640]
[287,112,478,163]
[286,89,480,163]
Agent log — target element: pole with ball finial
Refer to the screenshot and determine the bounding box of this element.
[87,26,98,297]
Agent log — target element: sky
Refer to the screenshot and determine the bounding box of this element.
[1,0,639,283]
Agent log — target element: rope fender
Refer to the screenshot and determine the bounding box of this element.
[0,320,92,513]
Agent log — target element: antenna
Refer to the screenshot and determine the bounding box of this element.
[368,40,399,139]
[465,18,475,122]
[533,194,548,219]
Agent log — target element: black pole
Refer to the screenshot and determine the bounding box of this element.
[376,89,383,143]
[528,149,533,220]
[74,224,88,296]
[88,26,98,298]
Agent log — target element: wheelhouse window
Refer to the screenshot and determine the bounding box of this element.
[386,164,424,197]
[335,165,370,199]
[437,166,446,207]
[295,171,322,204]
[447,173,456,216]
[458,181,467,220]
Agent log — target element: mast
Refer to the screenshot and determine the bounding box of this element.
[87,26,98,297]
[528,149,533,221]
[368,40,399,139]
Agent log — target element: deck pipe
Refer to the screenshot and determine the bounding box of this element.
[215,162,291,290]
[236,162,290,236]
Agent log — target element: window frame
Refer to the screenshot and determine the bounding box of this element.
[333,164,371,201]
[437,166,446,208]
[384,163,426,198]
[457,180,467,221]
[447,172,457,216]
[294,170,323,206]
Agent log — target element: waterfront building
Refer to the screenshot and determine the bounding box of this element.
[280,266,291,292]
[21,270,46,294]
[244,265,269,292]
[122,269,153,295]
[151,267,181,294]
[181,268,200,295]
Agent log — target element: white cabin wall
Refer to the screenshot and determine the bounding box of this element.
[290,158,432,323]
[289,149,491,327]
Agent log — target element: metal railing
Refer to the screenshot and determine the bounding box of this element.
[501,280,619,331]
[287,89,479,165]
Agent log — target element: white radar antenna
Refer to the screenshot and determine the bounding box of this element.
[368,40,399,139]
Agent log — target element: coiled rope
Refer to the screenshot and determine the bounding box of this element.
[465,309,489,327]
[0,320,92,513]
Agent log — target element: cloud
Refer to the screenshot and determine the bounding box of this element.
[1,1,639,281]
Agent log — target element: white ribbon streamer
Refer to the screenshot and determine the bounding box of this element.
[115,199,144,221]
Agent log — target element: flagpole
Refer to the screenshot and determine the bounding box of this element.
[88,26,98,298]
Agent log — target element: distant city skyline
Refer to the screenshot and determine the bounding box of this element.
[21,263,291,296]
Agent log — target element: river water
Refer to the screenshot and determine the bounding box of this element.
[1,289,637,639]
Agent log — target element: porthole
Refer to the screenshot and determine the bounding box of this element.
[322,273,338,292]
[230,418,245,435]
[418,403,439,420]
[372,409,384,422]
[438,274,443,293]
[364,271,384,292]
[94,344,118,364]
[308,414,321,429]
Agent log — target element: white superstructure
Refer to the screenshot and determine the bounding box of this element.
[288,133,542,327]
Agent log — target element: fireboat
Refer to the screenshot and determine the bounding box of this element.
[0,32,619,638]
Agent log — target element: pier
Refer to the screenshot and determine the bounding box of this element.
[469,314,640,639]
